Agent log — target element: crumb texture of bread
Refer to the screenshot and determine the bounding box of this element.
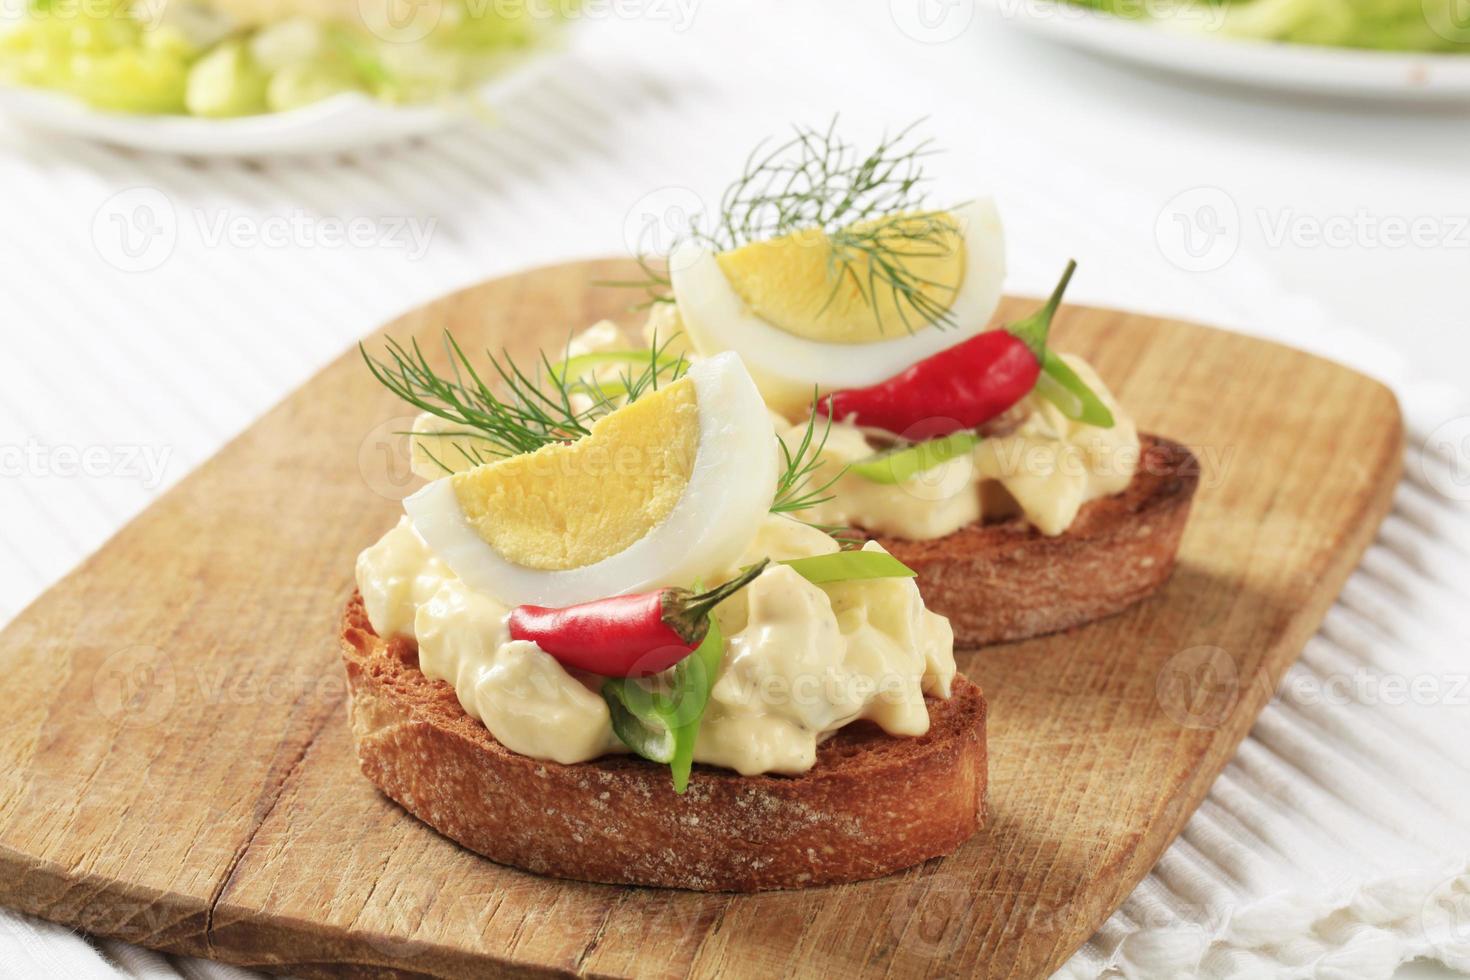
[878,434,1198,648]
[340,596,988,892]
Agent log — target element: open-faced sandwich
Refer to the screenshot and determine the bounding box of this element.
[616,121,1199,646]
[343,341,987,891]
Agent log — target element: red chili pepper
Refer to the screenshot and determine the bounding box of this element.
[507,559,770,678]
[817,260,1076,439]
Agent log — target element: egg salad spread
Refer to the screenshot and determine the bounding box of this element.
[357,515,955,775]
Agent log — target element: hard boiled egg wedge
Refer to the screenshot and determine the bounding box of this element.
[403,351,778,608]
[669,198,1006,416]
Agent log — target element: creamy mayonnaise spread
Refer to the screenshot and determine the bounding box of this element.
[356,515,956,776]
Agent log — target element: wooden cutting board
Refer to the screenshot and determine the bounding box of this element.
[0,260,1402,979]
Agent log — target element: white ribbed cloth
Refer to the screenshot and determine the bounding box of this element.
[1,4,1466,978]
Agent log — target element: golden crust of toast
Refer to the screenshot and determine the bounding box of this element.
[340,595,988,891]
[876,434,1198,647]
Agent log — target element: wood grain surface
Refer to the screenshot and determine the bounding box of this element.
[0,260,1403,978]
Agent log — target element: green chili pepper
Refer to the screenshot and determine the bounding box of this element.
[601,614,724,793]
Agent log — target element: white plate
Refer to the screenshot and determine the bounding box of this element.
[0,42,570,157]
[979,0,1470,100]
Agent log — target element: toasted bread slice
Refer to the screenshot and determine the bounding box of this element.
[876,434,1198,648]
[340,594,988,891]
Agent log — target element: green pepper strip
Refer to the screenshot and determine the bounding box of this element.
[1035,351,1115,428]
[848,431,980,485]
[601,615,723,794]
[551,350,680,383]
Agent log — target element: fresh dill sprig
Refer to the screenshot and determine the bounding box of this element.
[617,118,963,333]
[771,408,837,515]
[360,331,690,464]
[710,117,939,249]
[770,396,851,540]
[593,253,674,313]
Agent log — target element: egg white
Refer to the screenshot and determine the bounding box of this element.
[669,198,1007,416]
[403,351,778,609]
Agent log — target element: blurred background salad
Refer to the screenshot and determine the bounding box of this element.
[1066,0,1470,52]
[0,0,571,117]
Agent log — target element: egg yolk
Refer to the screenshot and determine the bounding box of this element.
[714,210,967,344]
[450,376,700,570]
